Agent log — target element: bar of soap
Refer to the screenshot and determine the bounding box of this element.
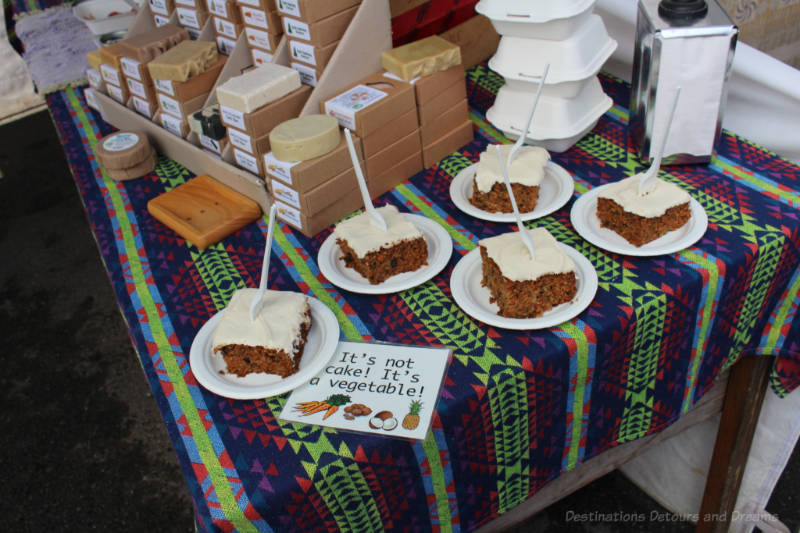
[381,35,461,81]
[269,115,340,162]
[86,48,104,70]
[147,41,219,82]
[98,42,128,70]
[119,24,190,63]
[96,130,153,170]
[216,64,301,114]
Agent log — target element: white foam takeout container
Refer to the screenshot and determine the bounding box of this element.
[486,76,613,153]
[476,0,596,41]
[73,0,138,36]
[489,14,617,98]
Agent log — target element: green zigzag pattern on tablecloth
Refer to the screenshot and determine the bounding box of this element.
[722,230,786,373]
[438,153,473,178]
[154,155,192,190]
[190,245,246,311]
[263,395,387,531]
[489,368,530,513]
[468,64,504,95]
[576,133,643,169]
[618,291,667,443]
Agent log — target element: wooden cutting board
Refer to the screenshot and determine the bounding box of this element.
[147,174,262,250]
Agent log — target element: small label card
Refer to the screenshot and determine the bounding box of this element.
[280,342,451,440]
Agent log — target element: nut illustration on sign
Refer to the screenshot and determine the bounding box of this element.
[369,411,398,431]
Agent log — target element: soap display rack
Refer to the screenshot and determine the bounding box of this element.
[94,1,393,212]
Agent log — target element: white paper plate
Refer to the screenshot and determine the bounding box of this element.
[449,161,575,223]
[189,297,340,400]
[450,244,598,330]
[318,214,452,295]
[570,183,709,256]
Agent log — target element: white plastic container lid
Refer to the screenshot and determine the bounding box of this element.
[476,0,596,24]
[73,0,138,36]
[488,15,617,85]
[486,77,612,147]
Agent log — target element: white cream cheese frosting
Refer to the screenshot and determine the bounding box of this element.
[598,175,690,218]
[479,227,575,282]
[333,204,423,258]
[213,288,309,354]
[474,144,550,193]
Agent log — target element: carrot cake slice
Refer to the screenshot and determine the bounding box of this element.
[469,144,550,213]
[479,227,577,319]
[596,175,691,246]
[212,288,311,378]
[334,204,428,284]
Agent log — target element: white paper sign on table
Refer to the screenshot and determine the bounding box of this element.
[280,341,452,440]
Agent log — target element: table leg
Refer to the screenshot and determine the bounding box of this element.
[696,355,773,533]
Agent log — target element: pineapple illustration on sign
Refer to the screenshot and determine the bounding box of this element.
[402,400,423,430]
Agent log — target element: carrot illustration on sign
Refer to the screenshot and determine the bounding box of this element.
[294,394,351,420]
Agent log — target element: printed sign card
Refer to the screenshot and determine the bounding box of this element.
[280,341,451,440]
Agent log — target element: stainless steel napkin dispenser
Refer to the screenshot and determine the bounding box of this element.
[629,0,737,165]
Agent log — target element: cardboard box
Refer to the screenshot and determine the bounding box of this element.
[282,5,356,47]
[127,76,158,102]
[290,61,323,87]
[98,42,128,71]
[422,119,474,168]
[236,0,275,9]
[227,126,270,156]
[131,95,158,119]
[120,56,153,85]
[409,64,465,105]
[176,7,209,30]
[440,15,499,70]
[177,0,205,8]
[100,63,124,87]
[274,186,363,236]
[153,13,172,27]
[159,111,190,138]
[287,38,338,71]
[263,133,363,193]
[368,149,423,199]
[360,107,417,157]
[207,0,242,22]
[365,128,421,179]
[198,132,229,155]
[213,16,243,39]
[269,166,359,213]
[274,147,418,237]
[239,5,281,32]
[158,91,208,119]
[419,98,468,146]
[106,82,130,105]
[276,0,360,23]
[244,26,282,51]
[233,146,265,176]
[418,77,467,126]
[150,0,176,17]
[251,47,274,66]
[87,68,106,92]
[219,84,312,138]
[322,72,415,138]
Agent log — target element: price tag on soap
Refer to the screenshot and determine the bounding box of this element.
[324,85,388,130]
[149,0,169,16]
[133,96,152,118]
[153,14,170,27]
[291,62,317,87]
[158,93,182,118]
[263,152,298,184]
[127,78,147,99]
[240,5,269,30]
[219,105,245,131]
[177,7,202,29]
[214,17,237,39]
[217,36,237,56]
[161,113,184,137]
[100,64,120,86]
[280,342,452,440]
[289,40,316,66]
[233,148,260,175]
[120,57,141,81]
[273,199,302,227]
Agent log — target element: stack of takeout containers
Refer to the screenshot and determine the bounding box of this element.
[476,0,616,152]
[240,0,284,68]
[207,0,244,55]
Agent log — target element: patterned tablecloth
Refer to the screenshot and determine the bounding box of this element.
[46,65,800,531]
